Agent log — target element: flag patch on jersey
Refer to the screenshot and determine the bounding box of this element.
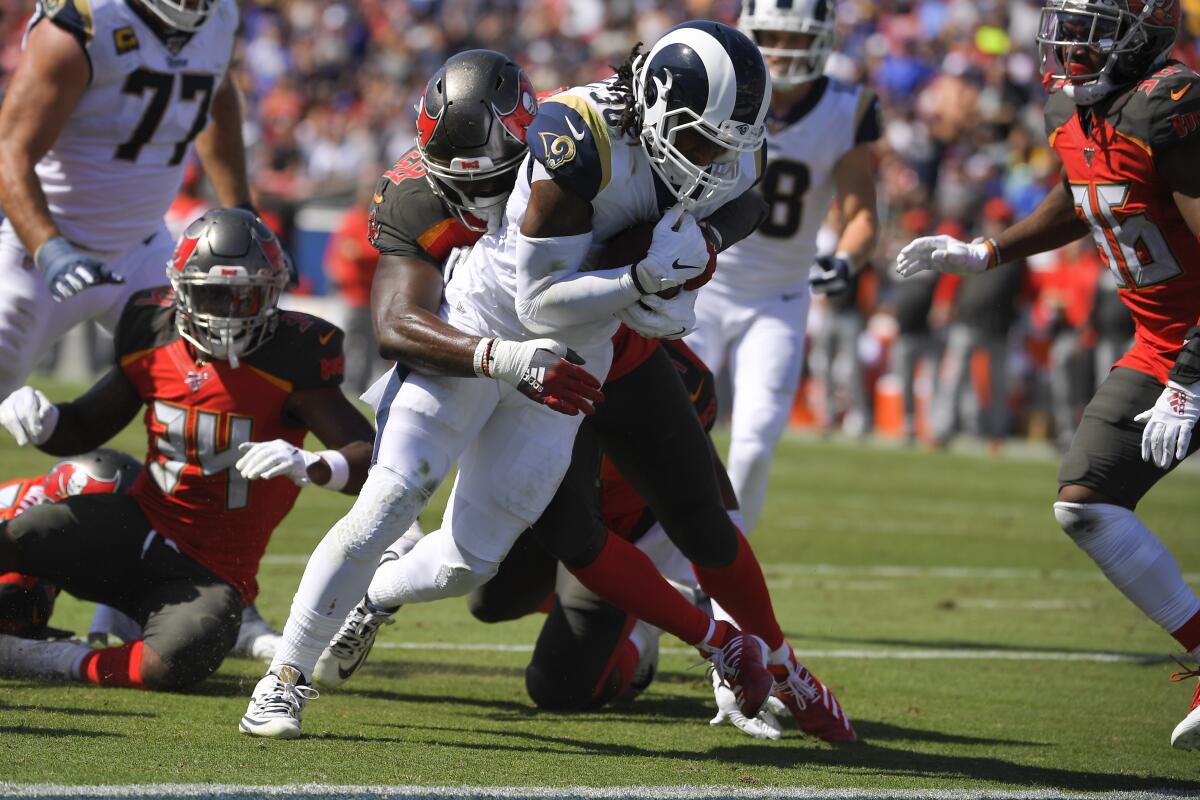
[113,26,139,55]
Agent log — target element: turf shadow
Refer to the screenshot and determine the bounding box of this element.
[0,725,123,738]
[0,699,155,719]
[849,719,1043,747]
[357,659,526,681]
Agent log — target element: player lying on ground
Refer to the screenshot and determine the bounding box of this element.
[307,43,853,743]
[0,0,250,401]
[897,0,1200,750]
[241,32,804,739]
[0,209,374,691]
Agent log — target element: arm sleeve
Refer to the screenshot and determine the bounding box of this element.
[700,189,768,253]
[853,89,883,146]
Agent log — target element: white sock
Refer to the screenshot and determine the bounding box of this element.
[270,468,428,678]
[1055,502,1200,635]
[0,636,90,681]
[367,527,497,607]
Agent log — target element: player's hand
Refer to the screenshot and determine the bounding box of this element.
[896,235,994,277]
[710,674,787,740]
[480,338,604,416]
[630,206,709,295]
[34,236,124,302]
[616,290,697,340]
[809,254,853,295]
[0,386,59,446]
[1134,380,1200,469]
[235,440,321,486]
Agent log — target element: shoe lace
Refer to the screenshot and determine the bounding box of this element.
[328,608,394,658]
[778,665,820,710]
[258,676,318,718]
[705,636,745,691]
[1170,657,1200,683]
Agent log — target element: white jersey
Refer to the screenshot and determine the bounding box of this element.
[446,78,764,349]
[710,77,881,299]
[24,0,238,254]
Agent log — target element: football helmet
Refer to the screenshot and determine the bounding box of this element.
[43,448,142,502]
[166,208,290,368]
[135,0,215,33]
[1038,0,1181,103]
[740,0,837,88]
[416,49,537,233]
[633,21,770,211]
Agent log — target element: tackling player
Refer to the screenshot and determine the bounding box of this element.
[0,0,251,401]
[896,0,1200,749]
[687,0,882,537]
[0,209,374,692]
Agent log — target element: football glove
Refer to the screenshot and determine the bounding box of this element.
[896,235,995,277]
[34,236,124,302]
[809,254,854,296]
[1134,380,1200,469]
[630,206,710,295]
[476,338,604,417]
[616,290,697,340]
[709,671,788,740]
[235,440,321,486]
[0,386,59,446]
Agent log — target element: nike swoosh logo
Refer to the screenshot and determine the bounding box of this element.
[337,647,370,681]
[565,116,587,141]
[319,330,335,345]
[373,193,385,204]
[1173,84,1192,101]
[690,386,703,402]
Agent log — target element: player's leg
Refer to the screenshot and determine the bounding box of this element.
[1053,367,1200,748]
[724,292,809,534]
[931,322,972,445]
[524,565,649,711]
[685,290,732,386]
[466,528,558,624]
[0,231,56,399]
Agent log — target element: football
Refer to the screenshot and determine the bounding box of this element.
[592,222,715,298]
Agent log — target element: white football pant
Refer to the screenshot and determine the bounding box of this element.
[0,222,173,399]
[688,287,811,535]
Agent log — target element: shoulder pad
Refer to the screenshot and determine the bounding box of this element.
[41,0,94,48]
[1130,63,1200,154]
[369,151,462,265]
[249,313,345,391]
[116,287,176,364]
[526,94,614,201]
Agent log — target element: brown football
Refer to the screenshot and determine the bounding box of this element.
[593,222,682,298]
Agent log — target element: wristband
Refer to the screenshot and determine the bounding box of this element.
[983,238,1002,271]
[315,449,350,492]
[473,337,495,378]
[33,236,74,274]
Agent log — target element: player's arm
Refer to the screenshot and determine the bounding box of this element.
[810,143,880,295]
[194,75,253,209]
[0,369,141,455]
[897,177,1087,277]
[283,388,375,494]
[699,188,768,254]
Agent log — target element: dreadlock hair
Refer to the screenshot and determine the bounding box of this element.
[611,42,644,142]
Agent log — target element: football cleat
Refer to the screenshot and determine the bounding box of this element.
[627,619,662,698]
[769,645,857,743]
[699,621,773,719]
[239,665,317,739]
[312,598,396,688]
[231,603,283,662]
[1170,663,1200,750]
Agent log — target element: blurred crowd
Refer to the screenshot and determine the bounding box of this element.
[3,0,1198,448]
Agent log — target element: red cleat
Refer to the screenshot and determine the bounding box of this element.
[699,621,773,720]
[769,646,857,743]
[1170,663,1200,750]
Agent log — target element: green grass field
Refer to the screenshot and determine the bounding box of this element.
[1,382,1199,796]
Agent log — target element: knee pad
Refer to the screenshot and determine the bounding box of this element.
[334,466,431,561]
[1053,501,1118,542]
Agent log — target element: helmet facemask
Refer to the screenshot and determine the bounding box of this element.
[171,267,286,368]
[136,0,214,33]
[418,151,523,234]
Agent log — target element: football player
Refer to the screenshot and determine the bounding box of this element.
[242,32,833,740]
[896,0,1200,749]
[0,0,250,401]
[687,0,882,537]
[0,209,375,692]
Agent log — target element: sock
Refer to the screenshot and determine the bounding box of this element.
[1056,502,1200,644]
[693,530,784,651]
[0,636,91,681]
[567,532,711,646]
[1170,610,1200,661]
[79,641,145,688]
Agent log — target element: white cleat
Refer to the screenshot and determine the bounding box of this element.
[239,665,317,739]
[1171,665,1200,750]
[312,598,395,688]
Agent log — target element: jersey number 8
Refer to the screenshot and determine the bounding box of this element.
[759,159,811,239]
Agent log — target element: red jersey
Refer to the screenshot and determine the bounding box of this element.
[1046,62,1200,382]
[599,339,718,541]
[116,289,345,602]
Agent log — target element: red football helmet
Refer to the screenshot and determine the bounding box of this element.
[1038,0,1181,101]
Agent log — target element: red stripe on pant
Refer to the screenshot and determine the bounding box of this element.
[79,640,145,688]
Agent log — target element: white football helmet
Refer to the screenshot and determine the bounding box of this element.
[740,0,837,89]
[136,0,215,33]
[633,21,770,211]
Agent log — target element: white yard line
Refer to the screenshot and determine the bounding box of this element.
[0,786,1192,800]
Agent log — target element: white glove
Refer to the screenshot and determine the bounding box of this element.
[0,386,59,446]
[235,440,320,486]
[616,290,697,340]
[709,672,787,740]
[896,235,994,277]
[1134,380,1200,469]
[630,206,710,294]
